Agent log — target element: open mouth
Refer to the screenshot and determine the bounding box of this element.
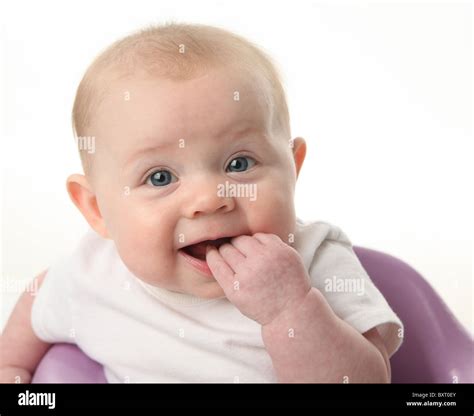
[180,237,232,261]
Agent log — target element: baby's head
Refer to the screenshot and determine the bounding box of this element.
[67,23,306,299]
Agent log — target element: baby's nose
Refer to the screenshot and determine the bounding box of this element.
[182,176,235,218]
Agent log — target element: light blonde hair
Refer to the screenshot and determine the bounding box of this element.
[72,22,291,175]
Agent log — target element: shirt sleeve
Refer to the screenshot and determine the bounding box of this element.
[31,254,75,343]
[305,223,404,357]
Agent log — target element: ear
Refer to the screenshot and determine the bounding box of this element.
[292,137,306,179]
[66,174,110,239]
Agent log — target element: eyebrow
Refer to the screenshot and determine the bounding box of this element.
[216,124,263,143]
[124,125,266,174]
[124,141,175,173]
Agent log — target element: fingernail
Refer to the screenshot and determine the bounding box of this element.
[206,245,214,254]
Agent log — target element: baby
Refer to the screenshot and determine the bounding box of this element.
[0,23,403,383]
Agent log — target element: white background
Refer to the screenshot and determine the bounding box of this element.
[1,0,472,333]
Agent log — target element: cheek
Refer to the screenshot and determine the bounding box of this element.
[106,197,178,266]
[109,194,170,234]
[242,176,296,241]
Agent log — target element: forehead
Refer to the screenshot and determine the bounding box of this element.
[92,67,272,157]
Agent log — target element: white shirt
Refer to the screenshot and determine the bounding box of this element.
[31,219,403,383]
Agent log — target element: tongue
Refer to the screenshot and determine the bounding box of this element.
[186,242,208,260]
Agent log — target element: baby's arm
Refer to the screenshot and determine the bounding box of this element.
[261,288,390,383]
[0,271,51,383]
[206,233,390,382]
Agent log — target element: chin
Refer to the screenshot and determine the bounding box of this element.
[190,282,226,300]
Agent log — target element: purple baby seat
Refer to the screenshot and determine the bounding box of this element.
[32,246,473,383]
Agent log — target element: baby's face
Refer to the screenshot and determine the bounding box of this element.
[88,67,302,299]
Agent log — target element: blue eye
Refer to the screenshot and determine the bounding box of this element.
[146,170,176,187]
[226,156,256,172]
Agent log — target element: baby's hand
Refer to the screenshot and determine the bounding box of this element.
[206,233,311,326]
